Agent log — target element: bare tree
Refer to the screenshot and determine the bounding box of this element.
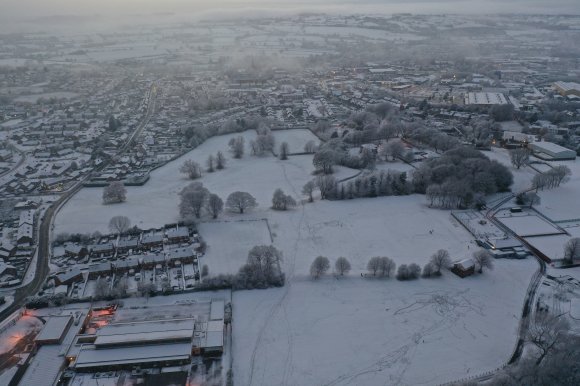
[473,249,494,273]
[206,193,224,219]
[396,264,409,280]
[313,120,330,134]
[258,132,275,152]
[316,175,337,200]
[379,257,396,277]
[226,191,257,214]
[382,140,405,161]
[310,256,330,279]
[247,245,283,281]
[563,238,580,264]
[179,182,209,219]
[518,191,541,208]
[137,282,156,299]
[206,154,215,172]
[533,166,572,191]
[216,151,226,169]
[103,181,127,204]
[527,313,569,365]
[113,276,128,298]
[302,180,316,202]
[378,122,398,140]
[397,263,420,280]
[430,249,451,275]
[313,148,335,174]
[304,140,318,154]
[179,159,202,179]
[228,136,245,159]
[422,262,436,278]
[408,263,421,279]
[335,257,351,276]
[367,256,382,276]
[94,277,110,299]
[109,216,131,235]
[510,148,530,169]
[249,139,260,156]
[272,189,297,211]
[552,165,571,186]
[279,142,289,160]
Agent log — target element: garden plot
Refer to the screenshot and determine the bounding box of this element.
[199,220,272,275]
[233,258,537,386]
[497,214,564,237]
[271,129,320,154]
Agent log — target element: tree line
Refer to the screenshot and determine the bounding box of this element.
[309,249,493,281]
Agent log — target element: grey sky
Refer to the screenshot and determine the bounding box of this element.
[1,0,578,22]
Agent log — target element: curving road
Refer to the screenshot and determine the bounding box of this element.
[0,83,158,323]
[484,189,547,366]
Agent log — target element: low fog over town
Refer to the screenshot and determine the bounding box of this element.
[1,6,580,386]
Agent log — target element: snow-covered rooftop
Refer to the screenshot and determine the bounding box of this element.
[35,315,73,343]
[74,342,192,369]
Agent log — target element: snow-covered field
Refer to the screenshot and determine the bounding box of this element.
[268,196,476,275]
[199,220,273,275]
[497,214,563,237]
[271,129,320,154]
[233,258,537,386]
[535,160,580,222]
[54,132,545,385]
[485,148,537,192]
[54,129,359,235]
[524,234,570,260]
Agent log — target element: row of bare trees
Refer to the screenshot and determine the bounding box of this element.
[532,165,572,191]
[179,183,258,220]
[310,256,351,278]
[310,248,494,281]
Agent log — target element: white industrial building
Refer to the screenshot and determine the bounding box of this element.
[530,141,576,161]
[464,92,509,105]
[554,81,580,97]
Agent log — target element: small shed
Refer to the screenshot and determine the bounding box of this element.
[451,258,475,278]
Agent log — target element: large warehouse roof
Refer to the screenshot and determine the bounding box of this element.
[531,141,576,159]
[97,318,195,337]
[94,329,193,347]
[74,343,192,370]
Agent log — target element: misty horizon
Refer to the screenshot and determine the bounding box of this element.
[2,0,580,23]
